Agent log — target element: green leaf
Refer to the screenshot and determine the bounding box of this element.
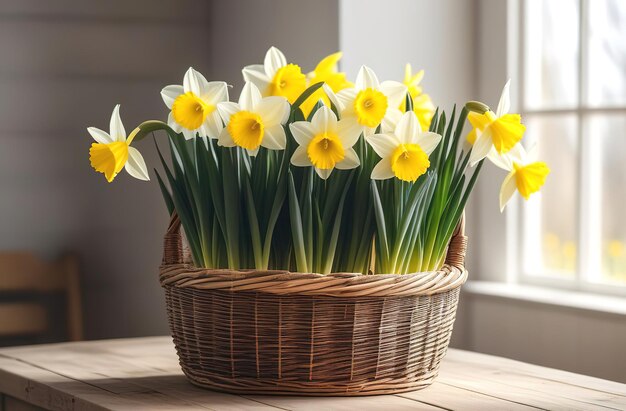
[290,82,325,112]
[287,170,308,273]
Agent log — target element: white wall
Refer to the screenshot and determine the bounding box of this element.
[340,0,477,111]
[209,0,339,95]
[0,0,214,339]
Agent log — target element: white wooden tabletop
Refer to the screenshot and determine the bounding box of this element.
[0,336,625,410]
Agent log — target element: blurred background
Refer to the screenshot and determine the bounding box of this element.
[0,0,624,382]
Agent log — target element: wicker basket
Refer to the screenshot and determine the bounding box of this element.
[159,214,468,396]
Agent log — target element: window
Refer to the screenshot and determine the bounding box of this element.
[516,0,626,292]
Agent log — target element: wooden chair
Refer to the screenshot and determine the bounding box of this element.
[0,252,83,344]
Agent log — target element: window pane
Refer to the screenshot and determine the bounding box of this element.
[524,0,579,110]
[587,0,626,107]
[522,115,578,277]
[587,114,626,285]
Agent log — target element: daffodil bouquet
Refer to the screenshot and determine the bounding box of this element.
[88,47,550,274]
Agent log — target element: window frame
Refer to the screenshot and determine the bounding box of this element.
[512,0,626,295]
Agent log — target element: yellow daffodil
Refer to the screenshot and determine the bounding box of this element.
[300,52,353,118]
[242,46,306,104]
[88,105,149,183]
[368,111,442,182]
[400,64,435,131]
[289,106,361,179]
[403,64,424,98]
[336,66,407,137]
[217,82,290,155]
[468,80,526,166]
[161,67,228,140]
[496,144,550,212]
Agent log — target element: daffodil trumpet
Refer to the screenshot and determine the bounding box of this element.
[86,48,550,275]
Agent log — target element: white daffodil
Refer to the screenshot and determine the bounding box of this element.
[336,65,407,137]
[468,80,526,166]
[495,144,550,212]
[242,46,306,104]
[88,105,149,183]
[368,111,442,182]
[289,106,361,180]
[161,67,228,140]
[217,82,290,155]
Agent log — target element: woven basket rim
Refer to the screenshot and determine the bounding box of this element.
[159,264,467,297]
[159,212,469,298]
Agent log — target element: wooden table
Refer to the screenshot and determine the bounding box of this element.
[1,337,625,410]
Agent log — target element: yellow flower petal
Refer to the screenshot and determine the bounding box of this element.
[489,113,526,154]
[412,93,435,131]
[313,52,342,75]
[89,141,128,183]
[307,132,345,169]
[467,111,494,131]
[354,88,388,128]
[467,128,477,145]
[514,161,550,200]
[227,111,265,150]
[172,92,214,131]
[301,52,352,118]
[390,143,430,182]
[403,64,424,99]
[269,63,306,103]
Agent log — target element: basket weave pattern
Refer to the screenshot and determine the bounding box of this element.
[160,215,468,396]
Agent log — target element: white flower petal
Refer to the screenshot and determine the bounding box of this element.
[322,83,341,111]
[182,129,195,140]
[217,102,240,125]
[264,46,287,78]
[198,124,210,139]
[381,108,402,133]
[194,70,211,99]
[416,132,442,156]
[371,158,394,180]
[109,104,126,142]
[247,148,260,157]
[510,142,528,164]
[335,148,360,170]
[125,146,150,181]
[315,167,332,180]
[242,65,271,95]
[395,111,421,144]
[289,121,316,146]
[499,169,517,212]
[336,88,358,113]
[380,80,408,110]
[355,66,380,90]
[487,147,513,171]
[362,125,377,137]
[239,82,263,111]
[183,67,202,95]
[261,124,286,150]
[217,127,236,147]
[337,118,362,148]
[87,127,113,144]
[311,106,337,134]
[203,110,223,139]
[469,129,493,166]
[161,85,183,109]
[257,96,290,126]
[168,112,182,134]
[367,133,398,158]
[496,79,511,117]
[202,81,229,105]
[291,145,311,167]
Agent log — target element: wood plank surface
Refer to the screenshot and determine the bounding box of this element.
[0,336,624,411]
